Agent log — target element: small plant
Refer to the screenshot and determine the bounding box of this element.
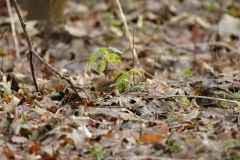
[202,0,220,12]
[184,69,193,77]
[91,143,106,160]
[22,114,28,124]
[205,120,213,130]
[153,150,164,156]
[88,47,142,92]
[166,110,175,123]
[225,139,240,150]
[182,97,191,106]
[166,138,181,153]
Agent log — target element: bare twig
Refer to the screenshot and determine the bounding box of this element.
[106,18,110,48]
[164,36,238,54]
[159,95,240,106]
[236,35,240,70]
[10,0,89,100]
[41,0,52,55]
[115,0,142,68]
[0,33,6,71]
[211,40,214,67]
[27,52,39,92]
[132,26,135,85]
[6,0,19,58]
[216,50,219,75]
[193,13,198,69]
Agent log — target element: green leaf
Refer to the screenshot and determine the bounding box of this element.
[153,150,164,156]
[225,139,239,149]
[184,69,193,77]
[91,143,105,159]
[21,123,30,129]
[88,48,102,67]
[100,48,109,55]
[132,85,145,92]
[113,71,130,91]
[105,54,122,64]
[112,79,131,92]
[171,50,178,56]
[49,92,62,101]
[0,82,12,95]
[111,26,123,37]
[23,114,28,124]
[130,69,142,77]
[114,71,129,82]
[108,47,123,54]
[0,119,11,129]
[99,60,106,72]
[182,97,190,106]
[202,0,220,12]
[234,91,240,99]
[166,110,175,123]
[110,20,122,27]
[69,115,77,124]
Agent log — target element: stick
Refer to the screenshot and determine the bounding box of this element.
[115,0,141,68]
[159,95,240,106]
[6,0,19,58]
[236,35,240,70]
[10,0,89,100]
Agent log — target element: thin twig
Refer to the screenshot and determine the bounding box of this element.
[193,13,198,69]
[6,0,19,58]
[106,18,109,48]
[1,33,6,71]
[10,0,89,100]
[216,50,219,75]
[41,0,52,55]
[164,37,238,54]
[134,67,155,78]
[115,0,142,68]
[132,26,135,85]
[211,40,214,67]
[236,35,240,70]
[159,95,240,106]
[27,52,39,92]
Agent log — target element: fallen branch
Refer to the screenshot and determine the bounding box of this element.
[10,0,90,100]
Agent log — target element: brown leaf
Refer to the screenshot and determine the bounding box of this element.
[139,133,166,144]
[29,142,41,153]
[65,137,75,145]
[158,123,169,134]
[46,106,58,113]
[42,155,56,160]
[6,152,15,159]
[55,83,65,92]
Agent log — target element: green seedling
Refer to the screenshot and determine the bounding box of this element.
[184,69,193,77]
[166,138,181,153]
[91,143,106,160]
[88,47,142,92]
[166,110,175,123]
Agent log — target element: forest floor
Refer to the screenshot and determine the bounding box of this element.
[0,0,240,159]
